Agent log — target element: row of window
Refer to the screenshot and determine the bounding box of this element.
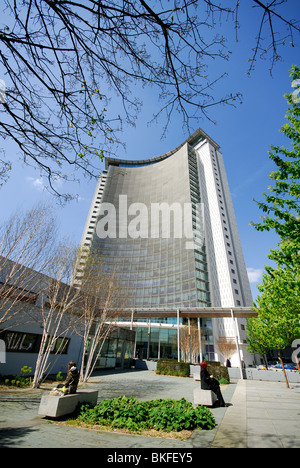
[0,329,70,354]
[188,147,211,307]
[132,297,210,307]
[89,247,203,261]
[97,255,205,271]
[79,171,108,256]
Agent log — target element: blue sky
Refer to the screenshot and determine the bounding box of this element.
[0,2,299,301]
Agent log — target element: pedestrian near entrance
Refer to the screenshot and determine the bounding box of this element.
[200,360,226,407]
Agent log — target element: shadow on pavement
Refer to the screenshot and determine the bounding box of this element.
[0,426,38,448]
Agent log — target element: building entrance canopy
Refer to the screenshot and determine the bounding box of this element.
[112,307,257,319]
[108,307,257,380]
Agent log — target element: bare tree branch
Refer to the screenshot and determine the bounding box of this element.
[0,204,58,328]
[72,249,128,383]
[0,1,298,198]
[32,240,81,388]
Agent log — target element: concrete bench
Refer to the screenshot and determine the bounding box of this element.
[193,373,200,381]
[38,390,98,418]
[194,388,217,407]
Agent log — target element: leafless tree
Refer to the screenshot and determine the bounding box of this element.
[1,1,298,199]
[72,250,127,383]
[180,323,205,364]
[32,241,81,388]
[246,0,300,74]
[0,204,57,328]
[216,336,236,364]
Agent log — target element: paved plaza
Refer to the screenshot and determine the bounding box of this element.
[0,369,299,448]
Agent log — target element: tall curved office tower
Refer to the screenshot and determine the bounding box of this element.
[76,129,253,367]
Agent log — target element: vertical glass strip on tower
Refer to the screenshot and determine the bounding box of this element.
[187,145,211,306]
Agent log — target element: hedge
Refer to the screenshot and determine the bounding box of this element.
[206,363,230,382]
[156,359,190,377]
[155,359,230,382]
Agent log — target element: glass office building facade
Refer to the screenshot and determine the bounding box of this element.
[90,142,210,309]
[76,129,253,365]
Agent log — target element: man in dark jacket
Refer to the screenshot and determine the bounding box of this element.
[200,360,226,407]
[63,361,80,395]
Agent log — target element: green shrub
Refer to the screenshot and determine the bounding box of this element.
[20,365,32,376]
[15,365,32,387]
[1,366,32,387]
[156,359,190,377]
[207,364,230,383]
[218,378,229,385]
[56,371,64,381]
[78,396,215,432]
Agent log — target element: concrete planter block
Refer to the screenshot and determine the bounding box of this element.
[76,390,98,406]
[193,388,217,407]
[38,390,98,418]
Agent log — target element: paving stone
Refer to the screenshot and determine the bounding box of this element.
[0,369,299,448]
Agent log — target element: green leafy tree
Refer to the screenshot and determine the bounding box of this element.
[247,318,272,369]
[247,267,300,387]
[249,66,300,384]
[252,65,300,270]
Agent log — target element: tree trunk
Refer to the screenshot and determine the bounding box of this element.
[278,349,289,388]
[295,355,300,375]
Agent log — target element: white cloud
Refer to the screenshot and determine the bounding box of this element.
[26,177,44,191]
[247,267,263,284]
[26,175,65,192]
[76,195,87,202]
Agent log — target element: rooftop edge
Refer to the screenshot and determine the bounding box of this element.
[105,128,221,169]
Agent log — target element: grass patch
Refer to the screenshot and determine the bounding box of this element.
[55,419,194,440]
